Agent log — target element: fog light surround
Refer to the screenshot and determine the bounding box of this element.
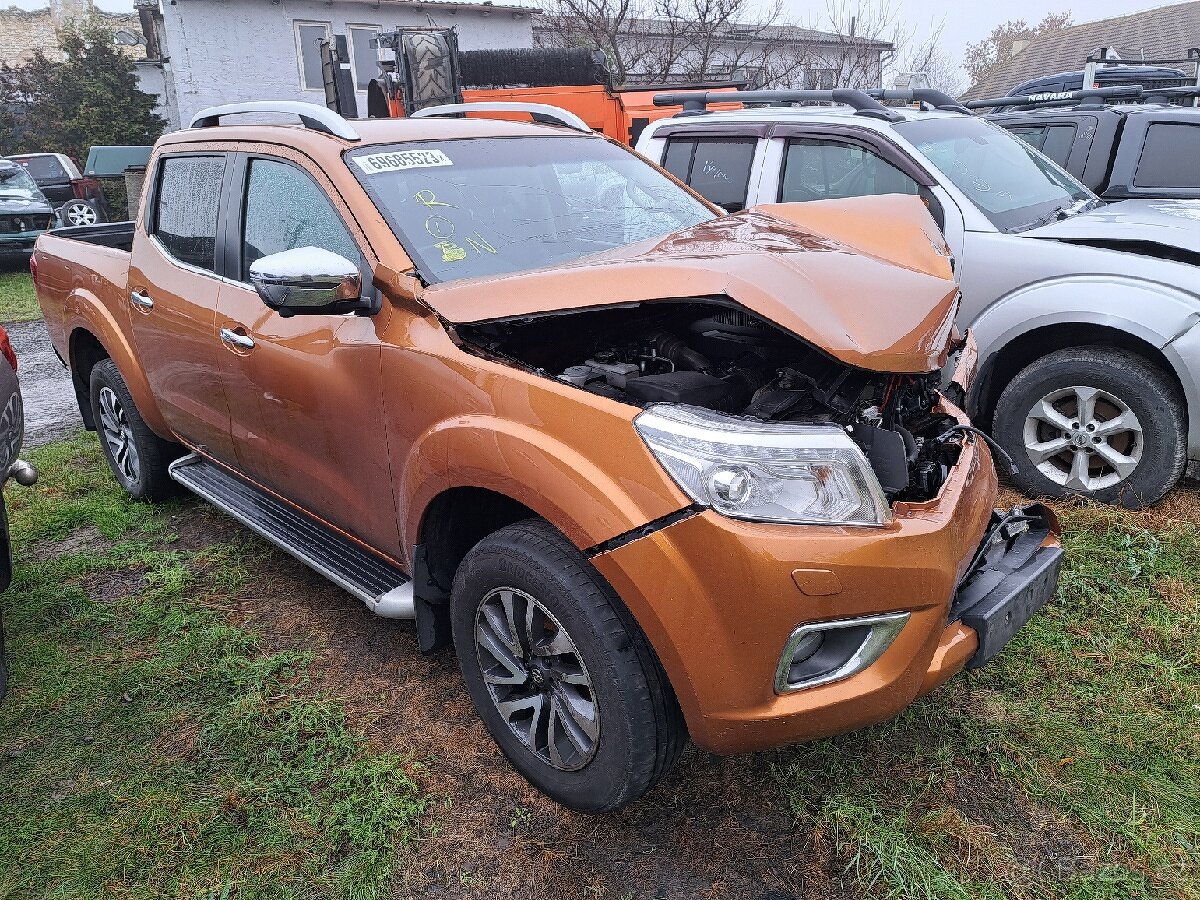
[774,611,910,694]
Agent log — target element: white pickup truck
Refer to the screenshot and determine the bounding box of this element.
[637,88,1200,508]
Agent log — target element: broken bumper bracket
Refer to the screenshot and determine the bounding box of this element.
[951,503,1063,670]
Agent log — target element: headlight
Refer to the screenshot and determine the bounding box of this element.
[634,405,891,526]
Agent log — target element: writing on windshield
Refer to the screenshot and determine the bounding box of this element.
[346,136,715,283]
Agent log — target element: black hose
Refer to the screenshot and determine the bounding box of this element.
[936,424,1019,475]
[652,333,712,373]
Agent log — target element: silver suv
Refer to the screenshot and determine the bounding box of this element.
[637,89,1200,508]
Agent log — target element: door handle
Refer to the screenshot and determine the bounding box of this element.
[219,328,255,351]
[130,290,154,309]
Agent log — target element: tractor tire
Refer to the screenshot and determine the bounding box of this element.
[402,31,459,111]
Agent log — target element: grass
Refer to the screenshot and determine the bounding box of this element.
[770,496,1200,900]
[0,271,40,324]
[2,436,1199,899]
[0,437,429,899]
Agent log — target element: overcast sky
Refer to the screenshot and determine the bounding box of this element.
[8,0,1195,69]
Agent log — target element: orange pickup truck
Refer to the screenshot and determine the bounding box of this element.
[32,100,1062,811]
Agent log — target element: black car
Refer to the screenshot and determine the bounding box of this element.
[983,93,1200,202]
[0,324,37,700]
[1008,65,1191,98]
[0,161,56,259]
[7,153,103,227]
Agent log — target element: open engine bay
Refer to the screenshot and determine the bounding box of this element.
[459,300,964,505]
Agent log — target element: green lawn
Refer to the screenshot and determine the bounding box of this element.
[0,271,41,324]
[1,437,1197,899]
[0,438,428,899]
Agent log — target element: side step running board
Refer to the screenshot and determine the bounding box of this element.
[169,453,414,619]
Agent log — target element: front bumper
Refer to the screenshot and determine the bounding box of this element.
[0,232,43,254]
[591,433,1062,754]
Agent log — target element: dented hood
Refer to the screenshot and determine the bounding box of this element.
[422,194,960,373]
[1022,198,1200,255]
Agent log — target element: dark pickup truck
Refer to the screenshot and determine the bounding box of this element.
[981,90,1200,202]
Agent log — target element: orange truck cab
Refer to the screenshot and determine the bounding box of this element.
[31,100,1062,812]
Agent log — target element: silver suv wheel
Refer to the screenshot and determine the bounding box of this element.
[474,586,600,771]
[1022,384,1143,492]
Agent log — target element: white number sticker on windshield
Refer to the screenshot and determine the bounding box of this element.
[352,149,452,175]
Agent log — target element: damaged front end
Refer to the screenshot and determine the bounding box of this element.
[458,297,969,519]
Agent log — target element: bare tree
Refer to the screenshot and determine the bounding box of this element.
[963,12,1074,91]
[895,21,966,96]
[537,0,900,89]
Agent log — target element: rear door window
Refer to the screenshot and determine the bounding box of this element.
[1134,122,1200,188]
[153,155,226,272]
[659,138,756,212]
[779,139,919,202]
[1005,124,1076,167]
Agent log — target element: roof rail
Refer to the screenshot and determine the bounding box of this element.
[865,88,969,113]
[409,101,591,133]
[965,85,1144,111]
[652,89,904,122]
[189,101,360,141]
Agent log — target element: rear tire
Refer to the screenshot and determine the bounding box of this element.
[992,346,1186,508]
[89,359,178,502]
[451,519,685,812]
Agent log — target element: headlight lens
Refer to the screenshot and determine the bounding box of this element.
[634,404,891,526]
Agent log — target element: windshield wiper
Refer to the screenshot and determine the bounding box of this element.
[1055,197,1095,220]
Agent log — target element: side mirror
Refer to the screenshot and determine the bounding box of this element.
[248,247,374,316]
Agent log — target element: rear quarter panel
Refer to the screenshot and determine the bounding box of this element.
[33,231,171,437]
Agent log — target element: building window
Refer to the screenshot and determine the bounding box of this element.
[348,25,381,91]
[294,21,331,91]
[808,68,838,90]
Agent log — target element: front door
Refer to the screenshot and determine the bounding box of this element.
[126,152,238,463]
[213,153,400,554]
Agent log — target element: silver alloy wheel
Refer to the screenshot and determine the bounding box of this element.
[1022,384,1143,492]
[474,586,600,771]
[63,201,97,227]
[98,386,140,485]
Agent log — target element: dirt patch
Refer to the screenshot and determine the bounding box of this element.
[203,541,855,900]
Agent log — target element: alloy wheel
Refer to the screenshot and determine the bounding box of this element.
[64,202,98,227]
[1022,384,1142,492]
[474,586,600,771]
[98,386,140,485]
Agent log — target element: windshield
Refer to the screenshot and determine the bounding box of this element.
[0,164,44,201]
[894,117,1094,232]
[347,136,715,283]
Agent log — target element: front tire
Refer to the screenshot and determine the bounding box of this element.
[89,360,178,502]
[451,519,685,812]
[992,346,1186,508]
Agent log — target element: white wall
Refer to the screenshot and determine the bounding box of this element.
[158,0,535,128]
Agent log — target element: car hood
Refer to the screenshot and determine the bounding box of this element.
[422,194,960,373]
[0,194,52,215]
[1022,199,1200,255]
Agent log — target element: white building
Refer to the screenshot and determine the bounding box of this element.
[137,0,536,129]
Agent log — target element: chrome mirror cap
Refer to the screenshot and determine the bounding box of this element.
[248,247,361,312]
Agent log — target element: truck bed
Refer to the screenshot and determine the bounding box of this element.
[33,223,135,376]
[48,221,135,253]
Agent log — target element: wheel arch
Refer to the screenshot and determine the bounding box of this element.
[971,321,1187,435]
[63,301,172,439]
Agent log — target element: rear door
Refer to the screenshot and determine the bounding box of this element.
[127,151,238,462]
[659,135,761,212]
[212,150,400,552]
[1109,114,1200,200]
